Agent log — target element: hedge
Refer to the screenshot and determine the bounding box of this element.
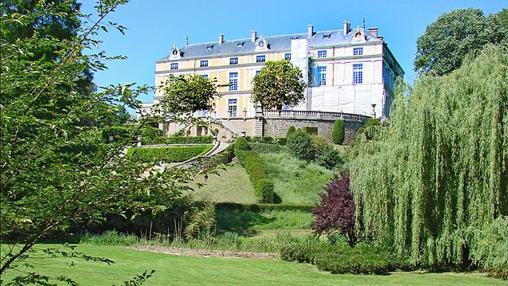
[143,135,214,145]
[286,126,296,137]
[215,202,313,212]
[280,241,411,275]
[249,142,287,154]
[127,144,212,163]
[303,126,318,135]
[332,119,345,144]
[235,149,276,203]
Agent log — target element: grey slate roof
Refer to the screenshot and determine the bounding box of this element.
[158,28,380,62]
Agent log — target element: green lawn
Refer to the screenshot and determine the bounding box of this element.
[260,152,333,205]
[3,244,506,286]
[188,163,257,204]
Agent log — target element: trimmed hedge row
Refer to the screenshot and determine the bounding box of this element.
[143,135,214,145]
[234,139,276,203]
[332,119,345,144]
[215,202,313,212]
[249,142,287,154]
[280,241,410,275]
[236,150,275,203]
[127,145,212,163]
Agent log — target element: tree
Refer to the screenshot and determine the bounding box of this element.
[351,45,508,267]
[0,1,192,284]
[312,171,356,246]
[414,8,505,76]
[252,60,306,110]
[331,119,345,144]
[286,130,316,161]
[162,74,218,114]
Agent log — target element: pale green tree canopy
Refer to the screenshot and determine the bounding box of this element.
[252,60,306,110]
[162,74,218,114]
[414,8,506,76]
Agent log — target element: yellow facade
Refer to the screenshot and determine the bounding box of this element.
[155,50,287,118]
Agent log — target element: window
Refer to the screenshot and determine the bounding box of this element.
[284,53,291,60]
[229,72,238,91]
[229,57,238,65]
[255,70,261,75]
[317,66,327,86]
[201,74,208,79]
[200,60,208,67]
[353,64,363,84]
[256,55,266,63]
[353,47,363,56]
[170,63,178,70]
[228,99,237,117]
[317,50,327,58]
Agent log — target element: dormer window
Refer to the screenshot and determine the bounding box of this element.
[236,42,244,47]
[206,45,214,51]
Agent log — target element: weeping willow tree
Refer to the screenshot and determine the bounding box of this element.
[350,45,508,267]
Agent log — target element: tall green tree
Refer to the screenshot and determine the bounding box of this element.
[0,1,191,284]
[252,60,306,110]
[414,8,506,76]
[351,45,508,269]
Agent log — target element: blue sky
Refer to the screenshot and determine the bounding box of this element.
[82,0,506,103]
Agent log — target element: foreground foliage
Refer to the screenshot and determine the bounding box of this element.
[350,46,508,274]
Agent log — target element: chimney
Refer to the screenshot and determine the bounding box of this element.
[368,27,378,37]
[251,30,257,42]
[218,34,224,45]
[307,24,314,38]
[343,20,351,35]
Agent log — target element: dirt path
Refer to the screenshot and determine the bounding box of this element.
[132,245,276,259]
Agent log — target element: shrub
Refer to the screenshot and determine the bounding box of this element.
[255,179,275,203]
[275,137,286,145]
[303,126,318,135]
[102,125,133,143]
[127,145,212,163]
[316,146,343,169]
[249,142,286,154]
[356,118,381,140]
[234,137,251,154]
[332,119,345,144]
[280,240,409,275]
[236,150,276,203]
[286,126,296,137]
[143,135,214,145]
[140,125,163,144]
[312,171,356,246]
[286,130,316,161]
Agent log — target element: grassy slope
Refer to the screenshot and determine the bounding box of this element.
[3,244,506,286]
[188,163,257,204]
[260,152,333,205]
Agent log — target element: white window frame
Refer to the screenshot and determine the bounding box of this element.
[317,50,327,58]
[317,66,327,86]
[353,63,363,85]
[256,55,266,63]
[228,98,238,117]
[353,47,363,56]
[170,63,178,70]
[284,53,291,60]
[200,60,208,67]
[229,57,238,65]
[229,72,238,91]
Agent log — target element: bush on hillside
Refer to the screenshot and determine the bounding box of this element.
[332,119,345,144]
[275,137,286,145]
[316,146,343,169]
[356,118,381,140]
[140,125,163,144]
[143,135,214,145]
[249,142,287,154]
[286,126,296,137]
[127,145,211,163]
[303,126,318,135]
[255,179,275,203]
[286,130,316,161]
[234,137,251,154]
